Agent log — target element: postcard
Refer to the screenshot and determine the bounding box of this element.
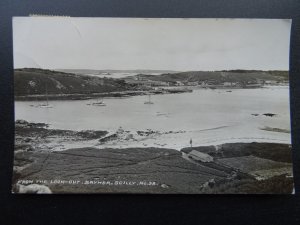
[12,17,293,194]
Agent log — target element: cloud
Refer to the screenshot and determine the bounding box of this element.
[13,18,291,71]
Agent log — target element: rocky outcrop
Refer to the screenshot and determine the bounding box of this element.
[15,120,108,152]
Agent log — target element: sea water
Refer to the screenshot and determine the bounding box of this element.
[15,86,291,149]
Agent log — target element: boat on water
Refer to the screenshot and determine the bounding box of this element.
[88,98,106,106]
[92,101,106,106]
[36,103,53,108]
[144,94,154,104]
[30,82,53,108]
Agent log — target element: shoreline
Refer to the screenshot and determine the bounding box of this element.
[14,120,291,151]
[14,88,192,101]
[14,84,288,101]
[13,120,294,194]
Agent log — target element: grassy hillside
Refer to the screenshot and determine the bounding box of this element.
[14,68,135,96]
[15,68,289,96]
[181,142,292,163]
[134,70,289,85]
[57,69,179,74]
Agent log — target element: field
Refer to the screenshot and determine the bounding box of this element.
[12,121,294,194]
[217,156,292,179]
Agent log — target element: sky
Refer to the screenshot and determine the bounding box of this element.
[13,17,292,71]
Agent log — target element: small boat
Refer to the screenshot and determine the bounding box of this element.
[89,98,106,106]
[35,99,53,108]
[32,82,53,108]
[37,103,53,108]
[92,101,106,106]
[144,94,154,104]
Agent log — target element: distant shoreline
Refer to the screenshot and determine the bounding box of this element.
[14,89,190,101]
[14,68,289,101]
[14,84,288,101]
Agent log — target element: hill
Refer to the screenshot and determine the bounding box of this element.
[14,68,289,98]
[129,70,289,85]
[56,69,179,75]
[14,68,136,96]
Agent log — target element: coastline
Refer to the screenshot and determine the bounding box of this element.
[14,84,288,101]
[14,87,193,101]
[13,121,294,194]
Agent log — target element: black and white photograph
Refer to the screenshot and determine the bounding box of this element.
[12,17,294,194]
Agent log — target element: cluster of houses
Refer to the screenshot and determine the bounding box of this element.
[126,78,171,87]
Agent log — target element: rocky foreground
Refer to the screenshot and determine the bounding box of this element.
[13,147,232,194]
[12,121,294,194]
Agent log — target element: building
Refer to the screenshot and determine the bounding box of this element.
[187,81,199,86]
[175,81,184,86]
[188,150,214,162]
[223,82,237,86]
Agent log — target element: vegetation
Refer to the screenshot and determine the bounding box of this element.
[14,68,289,97]
[135,70,289,85]
[181,142,293,163]
[14,68,136,96]
[204,174,293,194]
